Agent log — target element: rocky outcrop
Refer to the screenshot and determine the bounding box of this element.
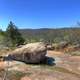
[8,42,47,63]
[47,45,54,50]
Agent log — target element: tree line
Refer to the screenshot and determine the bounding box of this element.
[20,27,80,45]
[0,21,80,48]
[0,21,25,47]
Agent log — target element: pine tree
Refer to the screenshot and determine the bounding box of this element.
[6,21,25,47]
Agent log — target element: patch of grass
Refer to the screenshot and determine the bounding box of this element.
[65,51,80,56]
[52,67,80,78]
[38,65,80,78]
[6,70,26,80]
[14,71,25,78]
[70,51,80,56]
[0,69,5,77]
[0,69,32,80]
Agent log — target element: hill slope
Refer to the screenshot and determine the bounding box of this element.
[19,28,80,43]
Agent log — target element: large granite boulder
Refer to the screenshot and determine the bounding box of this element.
[8,42,47,63]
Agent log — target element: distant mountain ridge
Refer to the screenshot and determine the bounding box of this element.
[19,27,80,43]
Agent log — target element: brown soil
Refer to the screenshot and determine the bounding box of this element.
[0,50,80,80]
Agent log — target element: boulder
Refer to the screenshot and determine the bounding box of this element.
[8,42,47,63]
[47,45,54,50]
[58,41,69,49]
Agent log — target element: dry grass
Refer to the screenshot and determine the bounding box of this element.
[52,67,80,78]
[0,69,26,80]
[0,49,80,80]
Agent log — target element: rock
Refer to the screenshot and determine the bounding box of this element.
[47,45,54,50]
[8,42,47,63]
[52,41,69,50]
[58,41,69,49]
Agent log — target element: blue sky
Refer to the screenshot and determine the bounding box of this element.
[0,0,80,30]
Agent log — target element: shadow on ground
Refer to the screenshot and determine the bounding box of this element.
[40,56,56,66]
[3,56,56,66]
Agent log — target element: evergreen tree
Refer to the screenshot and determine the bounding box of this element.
[6,21,25,47]
[0,29,5,45]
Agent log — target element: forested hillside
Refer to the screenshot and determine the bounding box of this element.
[19,28,80,44]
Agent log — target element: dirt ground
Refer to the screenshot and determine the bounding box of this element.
[0,50,80,80]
